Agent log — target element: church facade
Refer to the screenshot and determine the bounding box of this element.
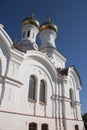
[0,14,85,130]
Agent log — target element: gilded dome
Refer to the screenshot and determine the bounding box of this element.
[40,17,58,33]
[22,13,39,28]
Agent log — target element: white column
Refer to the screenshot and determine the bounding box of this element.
[61,76,67,130]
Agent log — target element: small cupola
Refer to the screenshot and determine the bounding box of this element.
[21,12,40,43]
[22,13,39,28]
[39,16,57,33]
[39,16,58,48]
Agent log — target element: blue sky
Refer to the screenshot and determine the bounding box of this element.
[0,0,87,114]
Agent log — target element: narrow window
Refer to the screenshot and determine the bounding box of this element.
[28,76,36,100]
[41,124,48,130]
[23,32,25,38]
[27,30,30,37]
[29,123,37,130]
[39,80,45,103]
[69,88,74,107]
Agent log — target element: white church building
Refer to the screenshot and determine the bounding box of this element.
[0,13,85,130]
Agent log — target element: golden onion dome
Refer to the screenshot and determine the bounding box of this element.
[40,16,58,33]
[22,12,40,28]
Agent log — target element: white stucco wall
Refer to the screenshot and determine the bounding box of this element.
[0,24,85,130]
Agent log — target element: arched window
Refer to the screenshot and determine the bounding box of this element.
[28,76,36,100]
[39,80,46,103]
[75,125,79,130]
[69,88,74,107]
[27,30,30,37]
[29,123,37,130]
[41,124,48,130]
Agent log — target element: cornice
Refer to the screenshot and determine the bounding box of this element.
[0,75,23,87]
[10,50,24,65]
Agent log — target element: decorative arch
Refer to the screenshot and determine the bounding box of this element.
[18,51,58,95]
[0,24,12,58]
[68,66,82,90]
[23,51,57,81]
[0,25,12,76]
[0,44,9,76]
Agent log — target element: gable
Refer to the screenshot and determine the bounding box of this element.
[68,66,82,90]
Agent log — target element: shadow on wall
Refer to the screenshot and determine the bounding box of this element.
[82,113,87,130]
[0,59,1,74]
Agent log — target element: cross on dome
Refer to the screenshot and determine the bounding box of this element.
[47,13,51,22]
[31,10,34,18]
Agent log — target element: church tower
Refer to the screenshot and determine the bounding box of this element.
[39,16,57,48]
[18,12,39,51]
[39,16,66,68]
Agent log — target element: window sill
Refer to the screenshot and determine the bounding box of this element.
[28,98,36,103]
[70,102,75,108]
[39,101,46,106]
